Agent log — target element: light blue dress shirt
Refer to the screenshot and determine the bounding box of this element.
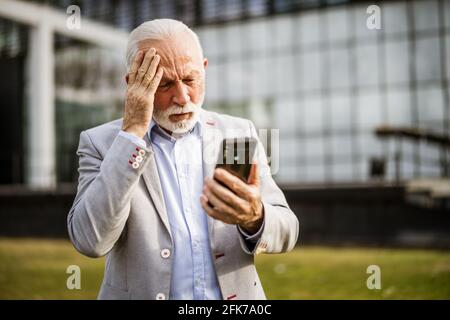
[118,118,263,300]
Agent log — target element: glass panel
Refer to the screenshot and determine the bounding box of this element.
[304,162,325,182]
[445,0,450,29]
[328,46,350,90]
[419,142,440,164]
[280,138,299,162]
[413,0,440,32]
[197,27,220,58]
[356,42,380,88]
[331,134,352,157]
[275,54,296,94]
[246,19,270,52]
[300,49,322,93]
[415,35,442,82]
[358,133,383,158]
[400,140,416,162]
[331,162,354,182]
[417,86,445,130]
[382,1,409,36]
[249,55,269,98]
[226,60,246,101]
[205,63,220,102]
[202,0,219,23]
[297,9,322,49]
[303,97,323,132]
[399,160,415,180]
[276,164,298,184]
[273,96,300,132]
[357,90,382,130]
[305,136,325,160]
[248,99,273,129]
[224,24,243,56]
[222,0,244,20]
[385,38,410,85]
[447,35,450,84]
[330,93,352,131]
[326,6,349,43]
[247,0,267,17]
[386,88,412,126]
[273,15,294,49]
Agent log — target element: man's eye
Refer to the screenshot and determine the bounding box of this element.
[183,79,195,84]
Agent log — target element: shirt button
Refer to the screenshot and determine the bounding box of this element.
[138,149,146,157]
[156,293,166,300]
[135,155,143,163]
[132,162,139,169]
[161,248,171,259]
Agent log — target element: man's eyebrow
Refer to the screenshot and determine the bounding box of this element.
[161,70,201,82]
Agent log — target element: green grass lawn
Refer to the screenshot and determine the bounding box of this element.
[0,238,449,299]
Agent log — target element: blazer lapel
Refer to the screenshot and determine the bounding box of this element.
[141,133,172,239]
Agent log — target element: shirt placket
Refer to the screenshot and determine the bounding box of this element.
[174,138,206,300]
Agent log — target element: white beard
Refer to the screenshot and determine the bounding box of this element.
[153,94,204,134]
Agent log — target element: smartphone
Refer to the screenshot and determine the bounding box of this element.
[215,137,258,183]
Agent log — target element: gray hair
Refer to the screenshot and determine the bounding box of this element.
[126,19,203,72]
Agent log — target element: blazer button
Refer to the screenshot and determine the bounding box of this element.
[135,155,143,163]
[138,149,146,157]
[132,162,139,169]
[156,293,166,300]
[161,248,171,259]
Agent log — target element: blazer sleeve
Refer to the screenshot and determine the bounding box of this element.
[67,131,152,258]
[238,120,300,255]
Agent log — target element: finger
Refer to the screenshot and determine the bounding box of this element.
[128,50,144,85]
[213,168,252,200]
[135,48,156,85]
[247,162,260,185]
[142,54,160,89]
[205,177,249,213]
[203,184,237,217]
[141,54,160,90]
[146,66,164,94]
[200,195,235,225]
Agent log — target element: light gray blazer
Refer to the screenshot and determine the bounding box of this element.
[67,109,299,300]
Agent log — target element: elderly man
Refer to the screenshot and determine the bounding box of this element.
[68,19,298,300]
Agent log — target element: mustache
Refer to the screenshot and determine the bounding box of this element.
[168,103,196,115]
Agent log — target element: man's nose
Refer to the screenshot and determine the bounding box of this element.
[172,81,190,106]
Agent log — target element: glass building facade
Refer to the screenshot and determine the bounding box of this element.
[0,0,449,185]
[198,0,450,184]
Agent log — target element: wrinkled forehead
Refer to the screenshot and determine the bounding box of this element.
[136,34,203,71]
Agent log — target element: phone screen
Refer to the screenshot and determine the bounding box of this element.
[215,137,257,183]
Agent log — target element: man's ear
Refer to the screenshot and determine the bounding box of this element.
[203,58,208,69]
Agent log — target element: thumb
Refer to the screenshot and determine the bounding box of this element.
[247,161,260,186]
